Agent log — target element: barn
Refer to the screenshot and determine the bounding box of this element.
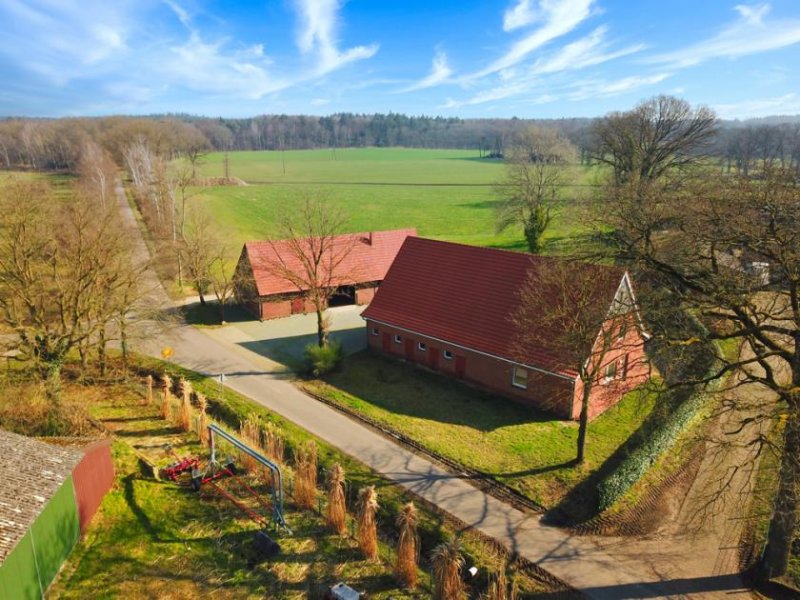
[0,430,114,599]
[234,229,416,320]
[362,237,649,420]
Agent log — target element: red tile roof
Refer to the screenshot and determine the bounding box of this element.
[244,229,416,297]
[361,237,625,378]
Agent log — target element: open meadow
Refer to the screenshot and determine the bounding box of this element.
[192,148,599,253]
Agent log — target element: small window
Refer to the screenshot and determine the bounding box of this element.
[394,334,402,344]
[371,327,379,336]
[443,350,453,360]
[418,342,427,352]
[621,354,629,379]
[512,366,528,389]
[604,361,617,383]
[618,319,628,340]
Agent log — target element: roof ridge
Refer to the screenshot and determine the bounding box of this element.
[244,227,417,247]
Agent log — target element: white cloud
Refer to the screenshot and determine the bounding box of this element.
[567,72,671,101]
[529,26,644,75]
[403,49,453,91]
[292,0,378,75]
[503,0,540,31]
[645,3,800,68]
[714,93,800,119]
[468,0,595,80]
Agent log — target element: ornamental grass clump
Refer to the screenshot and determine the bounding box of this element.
[293,440,318,510]
[395,502,419,589]
[326,463,347,535]
[160,375,173,421]
[431,539,466,600]
[196,392,209,445]
[357,486,379,560]
[177,379,193,432]
[263,422,285,465]
[239,416,263,473]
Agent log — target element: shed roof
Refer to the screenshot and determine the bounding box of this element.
[242,229,416,297]
[362,237,625,377]
[0,429,82,563]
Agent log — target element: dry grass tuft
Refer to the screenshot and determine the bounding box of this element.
[263,422,285,465]
[395,502,419,589]
[293,440,318,511]
[239,415,262,473]
[160,375,173,421]
[326,463,347,535]
[357,486,379,561]
[484,568,513,600]
[177,379,192,432]
[196,392,209,445]
[431,538,466,600]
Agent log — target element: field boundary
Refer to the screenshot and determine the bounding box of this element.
[297,382,547,514]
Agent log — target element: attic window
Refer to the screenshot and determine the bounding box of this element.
[512,367,528,389]
[394,334,402,344]
[418,342,427,352]
[443,350,453,360]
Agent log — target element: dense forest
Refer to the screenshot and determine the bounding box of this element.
[1,110,800,173]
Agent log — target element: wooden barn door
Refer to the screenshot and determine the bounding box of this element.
[290,296,304,314]
[455,355,466,378]
[382,333,391,352]
[427,346,439,370]
[404,338,415,360]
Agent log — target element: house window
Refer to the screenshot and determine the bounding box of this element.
[618,319,628,340]
[621,354,629,378]
[603,361,617,383]
[418,342,427,352]
[512,367,528,389]
[394,334,402,344]
[371,327,379,336]
[443,350,453,360]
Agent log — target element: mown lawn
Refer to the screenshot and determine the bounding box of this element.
[189,148,601,254]
[305,352,657,509]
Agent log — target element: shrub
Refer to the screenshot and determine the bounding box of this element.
[326,463,347,535]
[395,502,419,589]
[293,440,318,510]
[357,486,379,560]
[303,341,342,377]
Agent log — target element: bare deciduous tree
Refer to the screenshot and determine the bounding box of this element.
[495,126,576,254]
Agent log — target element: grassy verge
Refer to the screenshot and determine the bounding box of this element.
[303,351,657,509]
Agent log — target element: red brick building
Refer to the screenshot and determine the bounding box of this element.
[362,237,649,420]
[234,229,415,320]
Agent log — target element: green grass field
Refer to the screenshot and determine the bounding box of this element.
[305,352,657,510]
[191,148,599,253]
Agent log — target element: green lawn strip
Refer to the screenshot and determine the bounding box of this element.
[303,351,656,509]
[130,355,557,596]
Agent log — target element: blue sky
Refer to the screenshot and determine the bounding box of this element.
[1,0,799,119]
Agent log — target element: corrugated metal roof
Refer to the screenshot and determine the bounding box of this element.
[243,229,416,297]
[362,237,624,377]
[0,429,82,563]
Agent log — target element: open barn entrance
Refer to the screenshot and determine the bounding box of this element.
[329,285,356,307]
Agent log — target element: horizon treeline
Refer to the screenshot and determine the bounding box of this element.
[1,110,800,174]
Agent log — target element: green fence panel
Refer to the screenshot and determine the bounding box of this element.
[0,531,42,600]
[29,475,80,593]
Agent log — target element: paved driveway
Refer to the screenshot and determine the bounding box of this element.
[207,305,367,372]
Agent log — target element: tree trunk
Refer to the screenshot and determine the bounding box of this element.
[576,380,592,464]
[317,307,326,347]
[759,396,800,580]
[98,327,107,378]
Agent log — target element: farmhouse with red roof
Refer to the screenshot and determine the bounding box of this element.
[362,237,649,420]
[234,229,416,320]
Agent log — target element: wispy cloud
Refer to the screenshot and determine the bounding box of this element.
[503,0,539,31]
[402,48,453,91]
[645,3,800,68]
[292,0,378,75]
[714,93,800,119]
[468,0,595,80]
[567,72,671,101]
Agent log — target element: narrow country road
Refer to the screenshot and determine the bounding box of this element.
[117,181,758,599]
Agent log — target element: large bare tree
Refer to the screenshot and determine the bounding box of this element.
[495,126,576,254]
[260,197,355,347]
[511,260,645,463]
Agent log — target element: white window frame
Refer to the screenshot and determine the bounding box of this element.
[512,366,528,389]
[371,327,379,336]
[443,350,453,360]
[603,361,617,384]
[418,342,427,352]
[394,334,402,344]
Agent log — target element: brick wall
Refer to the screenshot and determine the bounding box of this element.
[366,320,576,418]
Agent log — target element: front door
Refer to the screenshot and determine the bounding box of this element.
[455,355,466,378]
[404,338,414,360]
